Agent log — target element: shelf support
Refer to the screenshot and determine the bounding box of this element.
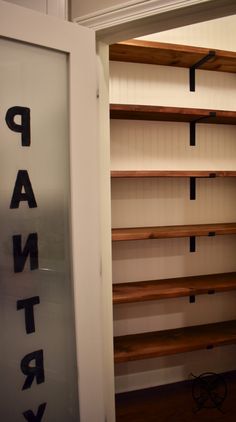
[190,177,196,200]
[189,295,196,303]
[189,112,216,146]
[189,51,216,92]
[189,173,216,200]
[208,289,215,295]
[190,236,196,253]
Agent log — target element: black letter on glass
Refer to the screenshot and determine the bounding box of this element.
[21,350,45,390]
[10,170,37,209]
[5,106,31,146]
[13,233,38,273]
[23,403,47,422]
[17,296,40,334]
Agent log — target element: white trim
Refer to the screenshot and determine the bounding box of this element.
[47,0,68,20]
[73,0,222,30]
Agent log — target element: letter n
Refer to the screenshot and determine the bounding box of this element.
[13,233,38,273]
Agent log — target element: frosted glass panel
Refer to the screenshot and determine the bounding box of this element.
[0,38,79,420]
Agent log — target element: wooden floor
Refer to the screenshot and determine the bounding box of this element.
[116,371,236,421]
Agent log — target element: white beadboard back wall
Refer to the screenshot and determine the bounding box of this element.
[110,15,236,393]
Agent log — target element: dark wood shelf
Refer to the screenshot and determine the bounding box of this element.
[110,104,236,124]
[113,272,236,304]
[114,320,236,363]
[110,39,236,73]
[112,222,236,242]
[111,170,236,178]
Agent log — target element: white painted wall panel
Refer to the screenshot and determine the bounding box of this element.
[110,121,236,171]
[112,236,236,283]
[4,0,67,18]
[115,346,236,392]
[138,14,236,51]
[110,62,236,110]
[111,178,236,227]
[71,0,124,17]
[113,291,236,335]
[4,0,47,12]
[110,15,236,392]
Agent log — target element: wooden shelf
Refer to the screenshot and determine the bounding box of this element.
[110,104,236,125]
[111,170,236,178]
[109,39,236,73]
[114,320,236,363]
[113,272,236,304]
[112,222,236,242]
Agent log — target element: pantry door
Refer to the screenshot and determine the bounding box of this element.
[0,1,104,421]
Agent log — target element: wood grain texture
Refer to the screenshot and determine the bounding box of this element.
[112,223,236,241]
[116,370,236,422]
[110,39,236,73]
[110,104,236,124]
[111,170,236,178]
[114,320,236,363]
[113,272,236,304]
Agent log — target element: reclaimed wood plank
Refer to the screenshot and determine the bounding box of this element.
[112,223,236,242]
[110,39,236,73]
[113,272,236,304]
[114,320,236,363]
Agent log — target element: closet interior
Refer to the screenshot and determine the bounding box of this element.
[109,15,236,420]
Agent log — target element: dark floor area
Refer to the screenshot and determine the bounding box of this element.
[116,371,236,421]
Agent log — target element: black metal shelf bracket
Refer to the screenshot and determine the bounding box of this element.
[190,173,217,200]
[190,236,196,253]
[189,111,216,146]
[189,294,196,303]
[189,50,216,92]
[208,289,215,295]
[190,177,196,200]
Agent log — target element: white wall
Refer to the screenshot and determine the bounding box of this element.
[4,0,68,18]
[5,0,47,12]
[138,13,236,50]
[110,15,236,393]
[71,0,123,17]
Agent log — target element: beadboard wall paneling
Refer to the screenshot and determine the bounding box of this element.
[110,62,236,110]
[113,291,236,336]
[115,346,236,393]
[112,236,236,283]
[137,15,236,51]
[110,121,236,171]
[111,178,236,227]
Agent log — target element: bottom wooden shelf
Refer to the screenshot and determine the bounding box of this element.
[114,320,236,363]
[116,370,236,422]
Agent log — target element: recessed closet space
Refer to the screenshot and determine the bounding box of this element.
[109,14,236,419]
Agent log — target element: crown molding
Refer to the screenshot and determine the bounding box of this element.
[73,0,216,30]
[73,0,236,44]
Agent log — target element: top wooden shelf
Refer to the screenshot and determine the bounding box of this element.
[111,170,236,178]
[110,104,236,125]
[109,39,236,73]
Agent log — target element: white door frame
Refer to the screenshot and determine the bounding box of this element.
[0,2,112,421]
